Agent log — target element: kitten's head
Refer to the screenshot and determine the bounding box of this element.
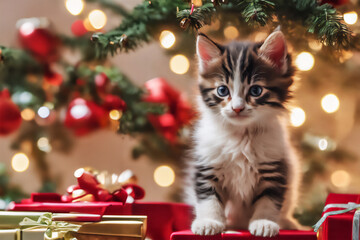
[196,29,294,126]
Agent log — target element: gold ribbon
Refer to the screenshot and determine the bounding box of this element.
[19,213,80,240]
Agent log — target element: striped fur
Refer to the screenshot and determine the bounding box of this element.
[187,31,301,237]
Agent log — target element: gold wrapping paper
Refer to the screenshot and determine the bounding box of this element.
[0,229,21,240]
[0,213,147,240]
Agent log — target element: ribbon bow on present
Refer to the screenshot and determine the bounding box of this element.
[313,202,360,240]
[19,213,80,240]
[62,168,145,204]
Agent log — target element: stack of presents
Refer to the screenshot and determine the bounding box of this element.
[1,168,359,239]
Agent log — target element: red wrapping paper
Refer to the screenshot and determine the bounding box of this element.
[171,230,317,240]
[8,193,193,240]
[317,193,360,240]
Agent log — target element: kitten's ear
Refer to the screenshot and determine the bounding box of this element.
[196,33,223,72]
[259,29,288,74]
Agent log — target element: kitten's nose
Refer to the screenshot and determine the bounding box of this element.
[232,107,244,113]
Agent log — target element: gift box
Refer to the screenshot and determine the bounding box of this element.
[8,193,193,240]
[0,211,147,240]
[314,193,360,240]
[170,230,317,240]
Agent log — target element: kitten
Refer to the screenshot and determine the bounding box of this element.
[187,29,301,237]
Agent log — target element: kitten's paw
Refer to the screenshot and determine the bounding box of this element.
[249,219,279,237]
[191,218,225,235]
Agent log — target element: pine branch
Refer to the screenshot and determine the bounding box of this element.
[0,46,42,72]
[307,4,352,48]
[85,0,130,17]
[177,3,216,30]
[236,0,275,26]
[91,0,188,58]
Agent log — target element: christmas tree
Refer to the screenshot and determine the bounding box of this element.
[0,0,359,227]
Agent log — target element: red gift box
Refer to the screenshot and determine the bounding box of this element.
[8,193,193,240]
[316,193,360,240]
[171,230,317,240]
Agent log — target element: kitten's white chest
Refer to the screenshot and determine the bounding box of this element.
[215,141,258,202]
[195,123,259,202]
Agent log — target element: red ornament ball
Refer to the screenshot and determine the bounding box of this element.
[0,89,22,136]
[71,20,88,37]
[102,94,126,111]
[94,73,110,93]
[44,71,63,86]
[64,98,108,136]
[18,24,59,62]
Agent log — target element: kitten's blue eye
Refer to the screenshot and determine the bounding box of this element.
[217,86,229,97]
[249,85,263,97]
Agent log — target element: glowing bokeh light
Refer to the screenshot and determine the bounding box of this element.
[37,106,51,119]
[21,108,35,121]
[344,11,358,25]
[290,107,306,127]
[318,138,328,151]
[321,94,340,113]
[295,52,315,71]
[154,165,175,187]
[11,153,30,172]
[170,54,189,75]
[331,170,351,188]
[37,137,52,153]
[308,41,322,51]
[109,109,122,121]
[159,30,176,49]
[65,0,84,16]
[88,10,107,30]
[224,26,239,40]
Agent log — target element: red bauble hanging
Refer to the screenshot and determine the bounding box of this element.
[64,98,108,136]
[0,89,22,136]
[144,78,195,143]
[18,21,59,62]
[94,72,110,94]
[71,20,88,37]
[102,94,126,111]
[44,71,63,86]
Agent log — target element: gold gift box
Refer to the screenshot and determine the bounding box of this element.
[0,212,147,240]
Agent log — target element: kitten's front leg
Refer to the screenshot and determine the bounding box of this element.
[249,161,288,237]
[192,166,225,235]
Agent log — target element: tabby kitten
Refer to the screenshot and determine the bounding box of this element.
[188,29,300,237]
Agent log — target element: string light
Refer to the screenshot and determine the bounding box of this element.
[65,0,84,16]
[343,11,358,25]
[88,10,107,30]
[37,106,51,119]
[11,153,30,172]
[170,54,189,74]
[109,109,122,120]
[331,170,350,188]
[318,138,328,151]
[159,30,176,49]
[290,107,306,127]
[37,137,52,153]
[153,165,175,187]
[21,108,35,121]
[321,93,340,113]
[224,26,239,40]
[295,52,315,71]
